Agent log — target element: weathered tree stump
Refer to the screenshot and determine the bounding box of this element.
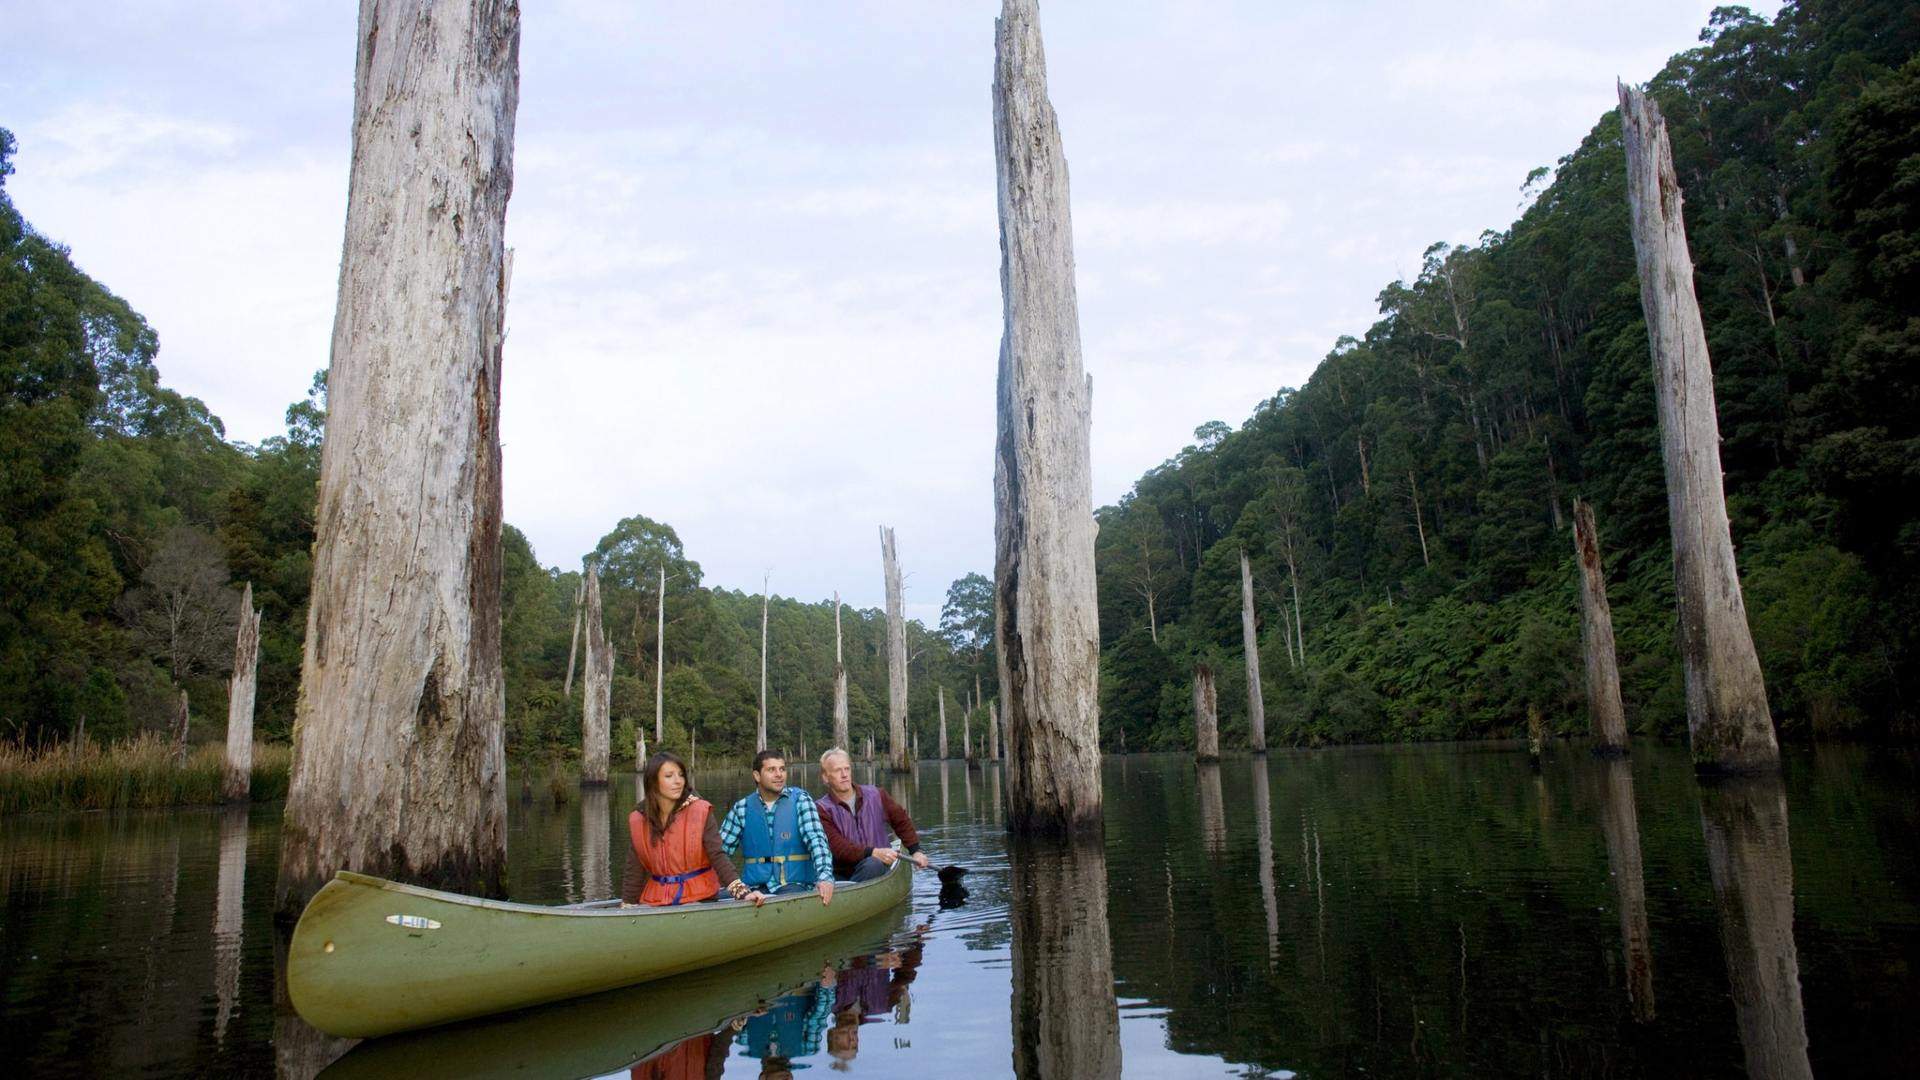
[275,0,519,917]
[1618,83,1778,774]
[1193,662,1220,763]
[881,527,911,772]
[832,592,850,751]
[582,567,612,785]
[1239,551,1267,753]
[992,0,1103,835]
[1573,499,1630,755]
[223,582,261,802]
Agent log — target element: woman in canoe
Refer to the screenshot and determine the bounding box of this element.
[623,751,766,907]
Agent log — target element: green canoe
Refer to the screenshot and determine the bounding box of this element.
[288,861,912,1038]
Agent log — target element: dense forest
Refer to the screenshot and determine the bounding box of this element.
[4,1,1915,762]
[1094,1,1920,750]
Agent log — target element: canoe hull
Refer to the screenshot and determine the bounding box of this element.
[288,862,911,1038]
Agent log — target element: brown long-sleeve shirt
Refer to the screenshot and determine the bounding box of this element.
[620,801,742,905]
[817,786,921,878]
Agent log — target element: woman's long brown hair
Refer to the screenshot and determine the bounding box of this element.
[640,750,694,833]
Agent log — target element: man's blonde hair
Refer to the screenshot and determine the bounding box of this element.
[819,747,852,773]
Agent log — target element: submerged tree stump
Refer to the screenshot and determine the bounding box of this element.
[223,582,261,802]
[1573,499,1630,755]
[1618,83,1778,774]
[1239,551,1267,753]
[992,0,1103,835]
[1193,662,1220,763]
[581,567,612,785]
[276,0,519,917]
[881,526,910,772]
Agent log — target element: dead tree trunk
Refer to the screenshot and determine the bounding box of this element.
[1574,499,1631,755]
[563,577,584,698]
[832,592,850,750]
[881,527,910,772]
[581,568,612,785]
[1618,83,1778,774]
[1193,662,1220,762]
[757,571,770,752]
[938,686,950,759]
[654,563,665,743]
[1239,551,1267,753]
[990,699,1002,762]
[964,705,974,761]
[1409,471,1431,568]
[275,0,518,917]
[223,583,262,802]
[172,689,190,762]
[992,0,1103,834]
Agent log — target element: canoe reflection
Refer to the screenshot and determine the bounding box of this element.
[317,911,909,1079]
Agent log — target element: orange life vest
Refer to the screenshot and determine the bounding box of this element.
[629,798,719,906]
[629,1031,719,1080]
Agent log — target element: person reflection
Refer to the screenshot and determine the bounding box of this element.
[823,941,924,1068]
[1698,775,1813,1080]
[735,982,834,1073]
[628,1025,732,1080]
[1008,838,1121,1079]
[1596,757,1655,1022]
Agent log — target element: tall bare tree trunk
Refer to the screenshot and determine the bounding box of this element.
[992,0,1103,835]
[655,563,665,743]
[964,705,974,761]
[172,689,190,763]
[757,571,770,752]
[989,699,1001,762]
[1573,499,1631,755]
[1288,549,1306,665]
[832,592,849,750]
[1239,551,1267,753]
[881,526,910,772]
[1193,662,1219,762]
[224,582,261,802]
[581,568,611,785]
[276,0,518,917]
[1618,83,1777,774]
[1409,470,1431,567]
[938,686,950,759]
[563,577,583,699]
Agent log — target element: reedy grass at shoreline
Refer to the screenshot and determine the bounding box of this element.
[0,734,292,814]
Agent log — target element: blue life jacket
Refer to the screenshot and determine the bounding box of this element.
[741,789,815,890]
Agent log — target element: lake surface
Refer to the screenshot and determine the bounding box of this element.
[3,744,1917,1077]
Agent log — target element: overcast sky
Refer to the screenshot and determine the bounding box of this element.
[5,1,1775,624]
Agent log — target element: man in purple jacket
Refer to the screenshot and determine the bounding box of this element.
[814,748,931,881]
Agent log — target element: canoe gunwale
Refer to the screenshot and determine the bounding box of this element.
[330,864,902,918]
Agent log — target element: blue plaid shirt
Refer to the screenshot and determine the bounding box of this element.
[719,785,834,883]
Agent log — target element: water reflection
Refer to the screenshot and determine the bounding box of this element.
[580,786,611,903]
[1250,758,1279,971]
[1595,758,1655,1022]
[318,913,906,1079]
[1698,775,1814,1080]
[273,928,355,1080]
[1008,837,1121,1078]
[1196,762,1227,855]
[213,807,248,1044]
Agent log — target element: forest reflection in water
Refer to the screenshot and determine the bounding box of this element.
[4,745,1919,1077]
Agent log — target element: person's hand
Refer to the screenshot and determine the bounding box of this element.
[818,879,835,906]
[820,965,838,988]
[909,851,930,870]
[745,889,766,907]
[871,846,899,866]
[619,901,640,909]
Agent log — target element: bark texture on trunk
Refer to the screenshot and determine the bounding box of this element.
[172,689,190,762]
[223,582,261,802]
[1239,551,1267,753]
[832,592,850,751]
[881,527,910,772]
[992,0,1103,835]
[1698,776,1811,1079]
[563,578,583,699]
[276,0,519,917]
[1009,837,1122,1079]
[1598,758,1655,1022]
[1618,83,1777,774]
[1193,662,1220,762]
[1573,499,1631,754]
[938,686,950,759]
[989,699,1001,762]
[581,568,612,785]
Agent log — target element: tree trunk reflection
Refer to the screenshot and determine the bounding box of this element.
[1596,758,1655,1022]
[213,806,248,1044]
[1698,776,1811,1080]
[1197,762,1226,855]
[1008,837,1121,1079]
[1252,757,1279,970]
[580,786,611,903]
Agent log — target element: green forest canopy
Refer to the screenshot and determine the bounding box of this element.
[3,2,1915,758]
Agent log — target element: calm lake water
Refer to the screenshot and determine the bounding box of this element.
[3,744,1917,1077]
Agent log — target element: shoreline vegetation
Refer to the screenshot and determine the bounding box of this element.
[0,735,291,815]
